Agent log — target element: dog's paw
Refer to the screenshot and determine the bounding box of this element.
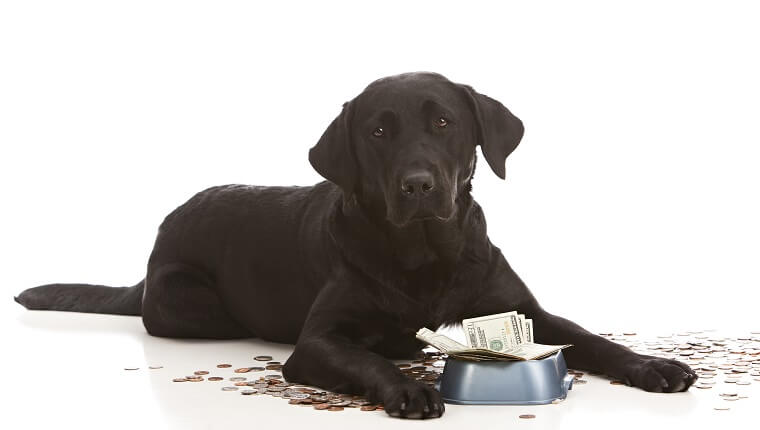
[380,381,444,419]
[623,355,698,392]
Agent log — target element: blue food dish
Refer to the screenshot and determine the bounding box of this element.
[436,351,574,405]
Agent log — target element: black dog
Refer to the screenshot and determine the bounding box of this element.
[16,72,697,419]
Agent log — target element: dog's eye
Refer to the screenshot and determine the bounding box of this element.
[435,117,449,128]
[372,127,384,137]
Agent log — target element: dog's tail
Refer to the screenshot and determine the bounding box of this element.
[14,280,144,316]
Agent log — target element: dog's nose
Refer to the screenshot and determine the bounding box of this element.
[401,171,435,197]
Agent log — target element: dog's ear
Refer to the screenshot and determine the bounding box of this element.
[309,101,358,197]
[461,84,524,180]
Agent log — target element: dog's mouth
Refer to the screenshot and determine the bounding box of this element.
[386,201,456,227]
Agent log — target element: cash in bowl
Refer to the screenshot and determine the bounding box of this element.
[436,351,574,405]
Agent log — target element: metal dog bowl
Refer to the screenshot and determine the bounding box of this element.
[436,351,574,405]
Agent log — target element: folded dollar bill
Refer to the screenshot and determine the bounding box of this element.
[416,314,571,361]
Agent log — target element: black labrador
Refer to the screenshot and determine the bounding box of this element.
[16,72,697,419]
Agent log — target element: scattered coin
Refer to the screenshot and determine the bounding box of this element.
[360,405,378,411]
[254,355,273,361]
[221,387,238,391]
[172,378,187,382]
[124,367,139,371]
[314,404,331,410]
[241,389,258,395]
[519,414,536,419]
[229,377,247,382]
[207,377,223,381]
[148,366,163,370]
[328,407,344,412]
[217,364,232,368]
[610,380,626,385]
[194,370,209,375]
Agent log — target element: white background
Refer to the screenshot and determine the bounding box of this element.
[2,1,759,429]
[3,0,760,354]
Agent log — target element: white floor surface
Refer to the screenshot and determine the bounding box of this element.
[5,302,758,430]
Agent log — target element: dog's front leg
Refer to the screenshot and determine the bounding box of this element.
[468,252,698,392]
[283,281,444,419]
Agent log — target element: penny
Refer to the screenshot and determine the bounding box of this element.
[217,364,232,368]
[235,382,248,386]
[266,364,283,370]
[235,368,253,373]
[314,404,331,410]
[360,405,378,411]
[265,374,282,379]
[519,414,536,419]
[267,361,281,365]
[194,370,209,375]
[172,378,187,382]
[221,387,238,391]
[328,407,344,412]
[610,380,626,385]
[207,377,223,381]
[254,355,273,361]
[289,399,302,404]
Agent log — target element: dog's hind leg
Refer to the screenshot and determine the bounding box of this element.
[141,263,250,339]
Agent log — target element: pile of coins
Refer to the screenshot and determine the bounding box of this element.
[168,351,446,412]
[595,330,760,411]
[155,330,759,417]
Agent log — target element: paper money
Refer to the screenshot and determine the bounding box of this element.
[415,328,570,361]
[414,328,468,353]
[416,311,571,361]
[525,319,533,343]
[462,311,523,351]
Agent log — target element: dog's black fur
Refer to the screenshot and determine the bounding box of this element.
[16,72,696,419]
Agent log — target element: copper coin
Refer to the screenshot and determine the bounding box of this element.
[267,361,281,365]
[187,377,204,382]
[610,380,626,385]
[235,368,252,373]
[266,364,283,370]
[254,355,273,361]
[314,404,331,410]
[172,378,187,382]
[360,405,378,411]
[217,364,232,368]
[208,377,223,381]
[194,370,209,375]
[328,407,344,412]
[519,414,536,419]
[234,382,248,386]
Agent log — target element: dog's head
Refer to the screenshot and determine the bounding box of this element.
[310,72,524,226]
